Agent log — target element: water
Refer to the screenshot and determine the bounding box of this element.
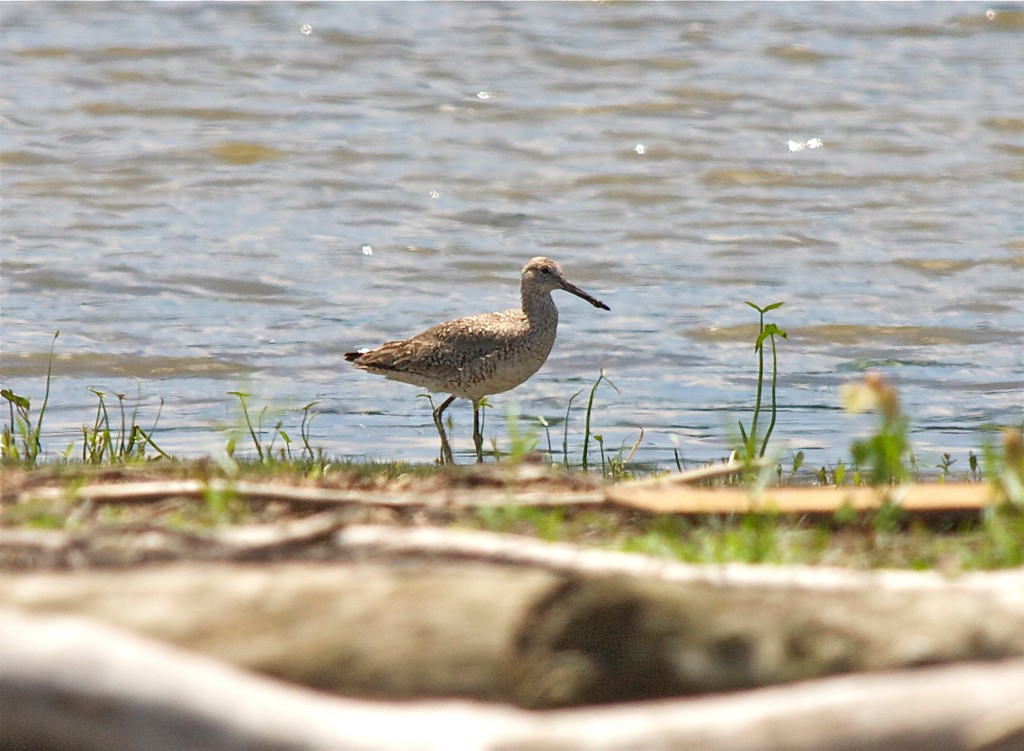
[3,2,1022,470]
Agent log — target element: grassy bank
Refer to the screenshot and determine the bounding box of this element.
[4,454,1023,572]
[4,323,1023,572]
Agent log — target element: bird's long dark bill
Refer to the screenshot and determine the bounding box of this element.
[561,279,610,311]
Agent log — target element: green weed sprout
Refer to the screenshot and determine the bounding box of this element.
[738,301,787,461]
[1,331,59,465]
[228,391,266,460]
[297,400,321,461]
[81,388,168,463]
[579,369,619,471]
[561,388,584,468]
[537,415,553,458]
[227,392,324,464]
[840,372,911,485]
[971,428,1024,567]
[500,403,539,464]
[992,427,1024,506]
[597,427,643,480]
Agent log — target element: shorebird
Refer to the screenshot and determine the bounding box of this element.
[345,257,610,463]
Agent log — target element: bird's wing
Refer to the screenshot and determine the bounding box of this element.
[351,311,517,374]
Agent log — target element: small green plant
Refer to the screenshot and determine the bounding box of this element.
[938,452,956,481]
[498,404,539,464]
[537,415,553,457]
[669,435,685,472]
[778,450,804,484]
[201,480,241,523]
[977,431,1024,567]
[2,388,37,464]
[561,388,583,468]
[268,400,324,465]
[841,372,912,486]
[225,392,327,466]
[228,391,271,460]
[596,428,643,480]
[296,400,322,461]
[985,427,1024,507]
[969,430,1024,568]
[579,369,619,471]
[81,387,168,463]
[872,498,906,534]
[968,450,980,481]
[814,460,849,486]
[474,504,565,541]
[2,331,59,465]
[737,301,787,462]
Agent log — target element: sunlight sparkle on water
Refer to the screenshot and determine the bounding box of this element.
[361,244,373,256]
[788,137,823,152]
[634,143,646,155]
[301,24,312,36]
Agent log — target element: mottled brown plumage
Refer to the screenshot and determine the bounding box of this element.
[345,257,609,463]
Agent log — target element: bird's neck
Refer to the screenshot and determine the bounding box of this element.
[521,289,558,326]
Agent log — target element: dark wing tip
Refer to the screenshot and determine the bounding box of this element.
[344,351,363,362]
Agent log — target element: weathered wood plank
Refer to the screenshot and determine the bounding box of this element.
[607,480,993,514]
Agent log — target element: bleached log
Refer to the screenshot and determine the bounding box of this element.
[3,554,1023,705]
[3,609,1022,751]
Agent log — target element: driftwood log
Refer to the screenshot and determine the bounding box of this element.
[3,609,1024,751]
[6,528,1024,708]
[4,521,1024,749]
[3,530,1024,706]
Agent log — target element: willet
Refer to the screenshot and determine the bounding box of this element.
[345,257,610,463]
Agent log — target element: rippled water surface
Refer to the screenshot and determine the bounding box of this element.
[3,2,1023,469]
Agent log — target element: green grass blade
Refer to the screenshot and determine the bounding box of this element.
[28,331,60,463]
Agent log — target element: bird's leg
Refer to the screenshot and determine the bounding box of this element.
[472,398,485,463]
[432,395,456,465]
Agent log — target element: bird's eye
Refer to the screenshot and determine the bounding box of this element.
[541,267,551,275]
